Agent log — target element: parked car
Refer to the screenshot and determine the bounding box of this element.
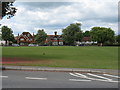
[28,44,39,46]
[0,66,6,70]
[35,44,39,46]
[28,44,35,46]
[12,44,20,46]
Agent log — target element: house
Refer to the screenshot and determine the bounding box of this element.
[0,40,5,46]
[15,31,64,46]
[15,32,35,46]
[81,37,92,44]
[76,37,97,46]
[45,32,63,46]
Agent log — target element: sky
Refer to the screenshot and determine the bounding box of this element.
[0,0,119,36]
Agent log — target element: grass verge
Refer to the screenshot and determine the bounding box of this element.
[2,46,118,69]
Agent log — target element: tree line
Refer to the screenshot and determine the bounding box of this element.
[0,23,120,46]
[62,23,119,46]
[1,1,119,46]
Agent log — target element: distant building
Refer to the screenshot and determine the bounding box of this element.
[76,37,97,45]
[44,32,63,46]
[0,40,5,46]
[15,32,98,46]
[15,32,64,46]
[15,32,35,46]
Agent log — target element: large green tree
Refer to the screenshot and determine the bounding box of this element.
[83,31,90,37]
[1,0,17,19]
[35,29,47,45]
[1,26,15,45]
[90,27,115,46]
[116,35,120,44]
[0,33,2,40]
[75,31,83,41]
[62,23,83,45]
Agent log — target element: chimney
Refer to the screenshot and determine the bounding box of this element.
[54,31,57,36]
[33,32,34,36]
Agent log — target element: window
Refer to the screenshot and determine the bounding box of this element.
[30,39,32,41]
[59,42,63,45]
[54,38,57,40]
[59,38,62,40]
[20,43,24,45]
[53,42,58,45]
[20,38,24,41]
[28,34,30,37]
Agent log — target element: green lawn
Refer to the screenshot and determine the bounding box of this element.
[2,46,118,69]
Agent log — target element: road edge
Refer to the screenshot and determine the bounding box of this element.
[1,66,118,75]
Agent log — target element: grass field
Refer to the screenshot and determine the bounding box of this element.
[2,46,118,69]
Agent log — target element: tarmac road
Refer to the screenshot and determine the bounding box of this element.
[1,70,119,88]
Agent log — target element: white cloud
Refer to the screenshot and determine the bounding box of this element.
[0,1,118,35]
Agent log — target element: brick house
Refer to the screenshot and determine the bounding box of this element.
[15,32,35,46]
[44,32,63,46]
[15,32,63,46]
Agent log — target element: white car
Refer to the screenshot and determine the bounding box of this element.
[12,44,20,46]
[28,44,35,46]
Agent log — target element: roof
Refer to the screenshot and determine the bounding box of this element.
[15,32,34,41]
[82,37,91,41]
[15,36,19,40]
[22,32,30,35]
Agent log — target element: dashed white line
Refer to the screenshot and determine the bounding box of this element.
[69,79,91,82]
[103,74,120,78]
[26,77,47,80]
[0,76,8,78]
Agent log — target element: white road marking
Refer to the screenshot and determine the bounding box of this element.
[87,73,112,81]
[26,77,47,80]
[69,73,119,83]
[103,74,120,78]
[69,79,91,82]
[0,76,8,78]
[74,73,110,82]
[75,73,88,78]
[69,73,83,78]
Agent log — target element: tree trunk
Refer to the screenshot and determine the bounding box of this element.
[5,40,7,46]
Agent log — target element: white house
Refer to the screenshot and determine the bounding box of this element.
[0,40,5,45]
[76,37,97,46]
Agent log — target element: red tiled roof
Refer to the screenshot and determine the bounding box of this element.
[15,36,19,40]
[22,32,30,35]
[82,37,91,41]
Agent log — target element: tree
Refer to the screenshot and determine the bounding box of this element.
[62,23,82,45]
[75,31,83,41]
[35,29,47,45]
[0,33,2,40]
[90,27,115,46]
[83,31,90,37]
[1,26,15,45]
[1,0,17,19]
[116,35,120,44]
